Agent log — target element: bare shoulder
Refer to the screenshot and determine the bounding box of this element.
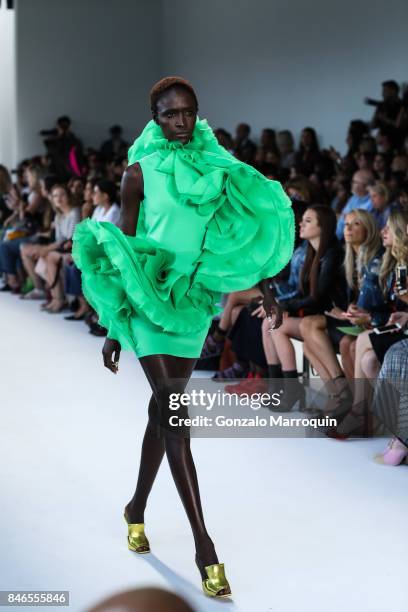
[122,162,144,199]
[125,161,142,177]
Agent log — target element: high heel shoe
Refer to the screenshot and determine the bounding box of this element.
[195,554,232,598]
[326,401,372,440]
[123,508,150,554]
[374,437,408,466]
[269,377,305,412]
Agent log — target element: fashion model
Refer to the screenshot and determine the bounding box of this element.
[72,76,294,598]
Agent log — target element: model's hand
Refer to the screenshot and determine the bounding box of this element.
[102,338,121,374]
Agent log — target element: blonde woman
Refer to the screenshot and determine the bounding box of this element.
[299,209,384,399]
[328,210,408,439]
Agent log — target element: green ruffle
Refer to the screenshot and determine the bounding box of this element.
[72,220,222,352]
[129,118,295,291]
[72,117,295,351]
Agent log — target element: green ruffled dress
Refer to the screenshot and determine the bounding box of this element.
[72,118,295,358]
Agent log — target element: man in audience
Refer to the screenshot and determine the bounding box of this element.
[366,80,402,130]
[233,122,257,164]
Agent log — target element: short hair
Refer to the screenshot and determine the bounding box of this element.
[95,178,117,204]
[150,76,198,117]
[382,80,399,93]
[57,115,71,128]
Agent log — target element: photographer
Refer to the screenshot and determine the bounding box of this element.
[365,80,402,131]
[40,116,84,182]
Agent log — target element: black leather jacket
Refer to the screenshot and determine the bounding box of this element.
[279,240,347,316]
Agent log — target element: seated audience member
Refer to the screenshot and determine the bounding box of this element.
[277,130,296,170]
[285,176,316,203]
[63,179,120,321]
[398,181,408,210]
[34,184,81,313]
[327,210,408,439]
[91,179,121,224]
[80,179,97,219]
[0,165,13,228]
[336,169,374,239]
[300,210,386,399]
[214,128,234,153]
[331,176,351,215]
[100,125,129,162]
[262,205,346,410]
[372,336,408,466]
[68,176,85,207]
[233,122,257,164]
[373,152,390,183]
[356,152,374,172]
[368,181,395,230]
[0,166,47,292]
[20,175,57,299]
[376,127,398,165]
[294,127,322,177]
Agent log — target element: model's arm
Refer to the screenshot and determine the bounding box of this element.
[117,162,144,236]
[258,278,284,330]
[102,162,144,374]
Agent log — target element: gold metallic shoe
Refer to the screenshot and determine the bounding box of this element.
[123,508,150,554]
[200,562,232,598]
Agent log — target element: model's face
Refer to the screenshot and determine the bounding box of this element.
[344,213,366,245]
[299,209,320,240]
[155,87,197,144]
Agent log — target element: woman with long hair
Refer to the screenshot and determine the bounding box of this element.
[299,209,384,406]
[327,209,408,439]
[261,204,345,410]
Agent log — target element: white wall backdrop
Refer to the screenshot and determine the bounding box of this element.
[0,4,16,170]
[15,0,162,160]
[162,0,408,152]
[7,0,408,164]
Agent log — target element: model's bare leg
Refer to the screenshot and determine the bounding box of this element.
[138,354,228,594]
[125,395,165,523]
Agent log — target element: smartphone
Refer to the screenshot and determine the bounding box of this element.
[373,323,402,335]
[396,265,407,295]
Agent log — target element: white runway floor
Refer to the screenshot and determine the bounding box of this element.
[1,293,407,612]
